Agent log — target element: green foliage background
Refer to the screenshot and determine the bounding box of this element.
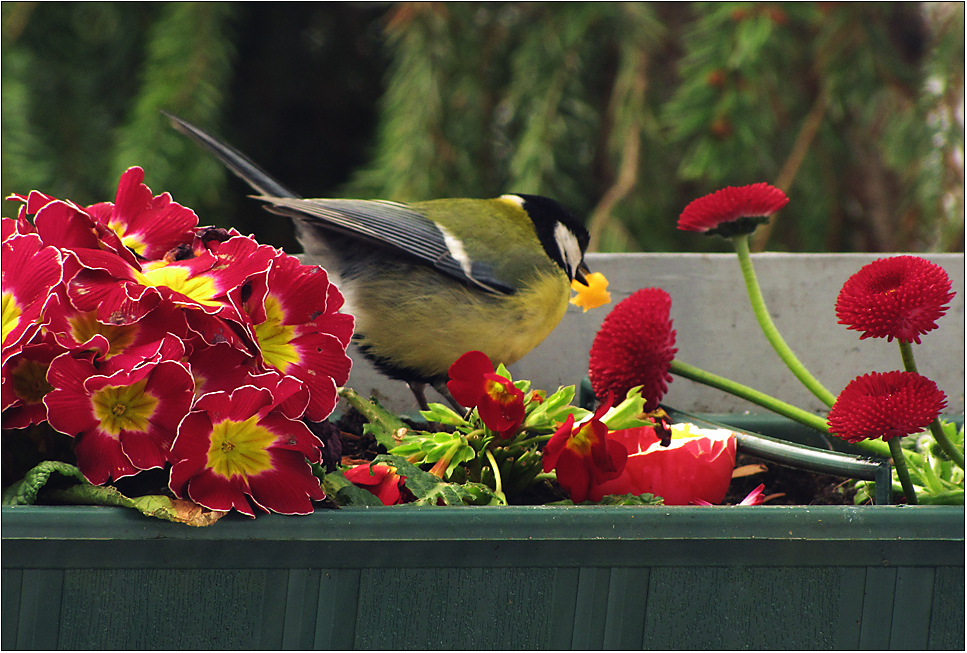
[2,2,963,254]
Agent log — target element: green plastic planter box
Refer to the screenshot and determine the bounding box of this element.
[2,504,963,650]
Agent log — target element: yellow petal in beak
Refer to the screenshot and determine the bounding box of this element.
[570,271,611,312]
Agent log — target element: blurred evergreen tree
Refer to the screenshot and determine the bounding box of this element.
[2,2,962,253]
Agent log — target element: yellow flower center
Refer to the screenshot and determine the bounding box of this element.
[91,379,158,435]
[11,358,54,403]
[68,311,138,357]
[253,294,299,373]
[205,415,275,479]
[108,220,147,257]
[137,263,221,307]
[2,291,23,344]
[567,421,598,456]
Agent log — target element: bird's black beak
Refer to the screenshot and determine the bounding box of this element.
[574,261,591,285]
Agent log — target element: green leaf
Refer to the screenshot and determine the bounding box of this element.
[2,460,87,506]
[372,454,498,505]
[419,403,467,426]
[602,386,652,431]
[322,469,386,507]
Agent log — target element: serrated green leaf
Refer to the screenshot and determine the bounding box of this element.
[602,386,652,431]
[372,454,484,505]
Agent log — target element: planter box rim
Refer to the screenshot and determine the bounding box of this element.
[3,504,963,544]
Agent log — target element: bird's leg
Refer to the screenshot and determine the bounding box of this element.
[407,381,431,412]
[432,380,466,414]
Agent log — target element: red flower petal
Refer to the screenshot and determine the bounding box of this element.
[2,233,63,356]
[446,350,495,408]
[828,371,947,443]
[596,426,737,505]
[677,183,789,237]
[835,256,954,344]
[345,463,406,505]
[588,288,677,411]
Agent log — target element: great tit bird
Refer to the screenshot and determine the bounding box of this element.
[165,113,592,409]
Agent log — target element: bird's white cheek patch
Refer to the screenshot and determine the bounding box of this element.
[553,221,583,280]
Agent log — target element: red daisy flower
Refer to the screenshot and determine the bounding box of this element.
[588,288,677,411]
[446,350,525,437]
[542,398,628,503]
[677,183,789,237]
[835,256,954,344]
[828,371,947,444]
[168,381,325,517]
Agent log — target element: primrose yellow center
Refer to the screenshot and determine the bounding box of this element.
[2,291,23,344]
[108,221,147,257]
[11,358,54,403]
[91,379,158,435]
[137,263,221,307]
[567,421,597,456]
[254,294,299,373]
[205,415,275,479]
[69,311,138,357]
[484,379,513,405]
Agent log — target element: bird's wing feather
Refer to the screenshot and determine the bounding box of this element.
[264,197,515,295]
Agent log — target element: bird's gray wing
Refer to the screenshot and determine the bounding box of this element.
[264,197,514,294]
[165,111,513,294]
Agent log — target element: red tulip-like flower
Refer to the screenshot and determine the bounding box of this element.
[43,343,194,484]
[542,399,627,503]
[235,251,354,422]
[835,256,954,344]
[677,183,789,237]
[2,233,63,358]
[828,371,947,444]
[446,350,525,438]
[596,423,736,505]
[169,380,325,517]
[344,463,407,506]
[588,288,677,411]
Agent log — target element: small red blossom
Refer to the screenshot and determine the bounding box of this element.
[1,336,66,428]
[344,463,407,505]
[85,166,198,259]
[828,371,947,444]
[597,424,736,505]
[542,399,627,503]
[677,183,789,237]
[835,256,954,344]
[2,233,63,357]
[169,382,325,517]
[43,347,194,484]
[446,350,525,437]
[588,288,677,411]
[236,252,353,421]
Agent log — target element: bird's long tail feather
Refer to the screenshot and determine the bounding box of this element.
[162,111,299,200]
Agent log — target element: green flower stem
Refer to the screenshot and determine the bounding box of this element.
[670,359,831,433]
[898,341,965,470]
[512,433,554,449]
[731,234,838,408]
[888,437,919,505]
[484,448,507,505]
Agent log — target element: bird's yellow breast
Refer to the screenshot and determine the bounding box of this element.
[352,268,570,380]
